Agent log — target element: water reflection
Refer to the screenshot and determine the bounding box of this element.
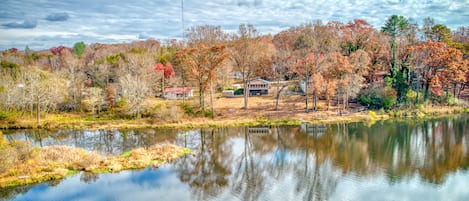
[2,115,469,201]
[3,129,180,155]
[170,117,469,200]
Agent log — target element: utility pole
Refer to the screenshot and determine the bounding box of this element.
[181,0,186,102]
[181,0,184,41]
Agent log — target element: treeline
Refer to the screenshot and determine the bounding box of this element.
[0,15,468,123]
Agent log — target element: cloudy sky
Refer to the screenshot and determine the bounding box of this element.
[0,0,468,50]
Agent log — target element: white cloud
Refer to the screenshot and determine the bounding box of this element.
[13,167,193,201]
[0,0,467,50]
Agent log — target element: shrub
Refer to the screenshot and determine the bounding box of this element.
[0,139,33,174]
[179,102,195,116]
[148,102,185,121]
[0,131,4,145]
[379,108,385,115]
[316,104,322,110]
[416,104,424,110]
[255,114,268,122]
[0,145,17,174]
[0,60,19,69]
[388,110,395,117]
[168,103,185,120]
[383,97,395,109]
[0,111,8,120]
[358,85,397,110]
[203,109,214,118]
[445,95,458,106]
[369,111,377,118]
[288,84,301,92]
[10,140,33,161]
[406,89,417,100]
[395,110,402,117]
[111,98,131,118]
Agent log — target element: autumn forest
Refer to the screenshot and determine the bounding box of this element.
[1,15,468,126]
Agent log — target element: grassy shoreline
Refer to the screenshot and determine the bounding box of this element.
[0,141,191,188]
[1,106,468,130]
[0,106,467,188]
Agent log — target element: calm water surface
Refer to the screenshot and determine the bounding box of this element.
[1,115,469,201]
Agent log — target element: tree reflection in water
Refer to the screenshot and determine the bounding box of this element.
[3,128,181,155]
[231,127,266,201]
[170,116,468,200]
[80,172,100,184]
[2,115,468,200]
[172,128,233,200]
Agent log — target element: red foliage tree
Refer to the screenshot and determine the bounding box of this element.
[153,62,175,95]
[50,46,70,56]
[8,48,18,53]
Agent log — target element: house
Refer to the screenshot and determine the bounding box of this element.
[247,78,270,96]
[164,87,193,99]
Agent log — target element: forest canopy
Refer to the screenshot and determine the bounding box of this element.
[1,16,468,124]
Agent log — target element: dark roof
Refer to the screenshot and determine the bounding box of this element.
[249,78,271,84]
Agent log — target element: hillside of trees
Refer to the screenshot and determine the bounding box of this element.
[1,15,468,125]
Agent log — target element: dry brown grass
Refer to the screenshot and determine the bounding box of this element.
[0,139,190,188]
[2,93,467,130]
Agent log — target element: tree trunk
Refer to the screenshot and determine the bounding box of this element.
[415,76,420,104]
[312,94,317,111]
[424,82,430,101]
[209,78,214,119]
[136,104,141,119]
[275,84,286,111]
[182,76,186,102]
[305,78,309,110]
[91,99,96,117]
[458,84,465,98]
[161,75,165,96]
[199,85,204,110]
[275,79,280,111]
[98,99,101,118]
[343,93,348,110]
[326,97,330,111]
[390,41,398,78]
[36,99,40,126]
[243,80,249,109]
[453,83,457,98]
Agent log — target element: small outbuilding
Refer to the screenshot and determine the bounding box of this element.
[222,90,235,97]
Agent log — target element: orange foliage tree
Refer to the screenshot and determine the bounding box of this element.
[176,45,227,111]
[409,41,468,100]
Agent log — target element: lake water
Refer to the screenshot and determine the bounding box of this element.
[1,115,469,201]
